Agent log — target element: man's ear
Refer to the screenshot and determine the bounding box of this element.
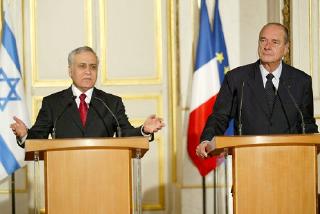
[68,66,72,77]
[284,42,289,55]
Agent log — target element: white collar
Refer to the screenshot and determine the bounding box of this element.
[71,85,93,105]
[259,62,282,81]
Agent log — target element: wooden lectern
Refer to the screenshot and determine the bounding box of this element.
[25,137,149,214]
[213,134,320,214]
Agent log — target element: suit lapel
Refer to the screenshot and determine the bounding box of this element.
[246,62,270,117]
[70,102,84,131]
[62,87,84,132]
[59,87,74,107]
[277,63,293,115]
[85,88,99,129]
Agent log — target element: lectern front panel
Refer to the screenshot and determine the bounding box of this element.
[233,145,317,214]
[45,149,132,214]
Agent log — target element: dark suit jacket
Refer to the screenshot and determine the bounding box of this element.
[200,60,318,142]
[27,87,142,139]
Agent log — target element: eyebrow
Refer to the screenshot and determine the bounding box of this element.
[78,62,97,65]
[259,37,281,42]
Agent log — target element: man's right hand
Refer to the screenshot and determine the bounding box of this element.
[196,139,216,159]
[10,116,28,138]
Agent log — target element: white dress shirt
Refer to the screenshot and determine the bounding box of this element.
[259,63,282,90]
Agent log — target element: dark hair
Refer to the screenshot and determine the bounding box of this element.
[68,46,99,66]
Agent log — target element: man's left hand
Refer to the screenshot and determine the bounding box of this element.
[143,114,165,134]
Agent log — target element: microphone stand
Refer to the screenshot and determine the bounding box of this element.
[94,97,122,137]
[282,81,306,134]
[238,81,245,135]
[11,173,15,214]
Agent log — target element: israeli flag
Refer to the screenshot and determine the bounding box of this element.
[0,1,29,180]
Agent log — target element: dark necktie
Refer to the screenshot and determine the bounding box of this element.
[265,73,276,111]
[79,94,88,126]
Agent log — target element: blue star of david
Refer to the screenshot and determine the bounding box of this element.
[0,68,21,111]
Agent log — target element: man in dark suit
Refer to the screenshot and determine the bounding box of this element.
[196,23,318,158]
[10,46,165,146]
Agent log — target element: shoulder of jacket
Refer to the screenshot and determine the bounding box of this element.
[93,88,122,101]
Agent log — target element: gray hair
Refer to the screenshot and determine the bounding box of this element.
[260,23,289,44]
[68,46,99,66]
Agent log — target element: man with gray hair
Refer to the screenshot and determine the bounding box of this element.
[11,46,165,145]
[196,23,318,158]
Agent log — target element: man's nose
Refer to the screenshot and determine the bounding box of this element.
[84,66,92,74]
[264,40,272,49]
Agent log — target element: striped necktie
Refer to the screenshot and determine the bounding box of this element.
[265,73,276,111]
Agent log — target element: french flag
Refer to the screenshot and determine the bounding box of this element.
[187,0,231,176]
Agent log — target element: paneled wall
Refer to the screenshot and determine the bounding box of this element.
[1,0,171,213]
[291,0,320,118]
[0,0,319,213]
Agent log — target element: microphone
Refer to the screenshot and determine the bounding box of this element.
[276,85,292,133]
[89,102,110,136]
[52,96,76,139]
[282,81,305,134]
[93,97,122,137]
[238,81,245,135]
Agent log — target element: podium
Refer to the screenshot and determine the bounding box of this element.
[213,134,320,214]
[25,137,149,214]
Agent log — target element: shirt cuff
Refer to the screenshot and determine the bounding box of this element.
[200,140,210,144]
[17,134,28,147]
[140,125,151,136]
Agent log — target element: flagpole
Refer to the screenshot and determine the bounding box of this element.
[202,176,206,214]
[11,173,16,214]
[213,169,217,214]
[224,149,229,214]
[224,152,229,214]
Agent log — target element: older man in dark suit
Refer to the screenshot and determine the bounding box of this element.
[196,23,318,158]
[11,46,165,146]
